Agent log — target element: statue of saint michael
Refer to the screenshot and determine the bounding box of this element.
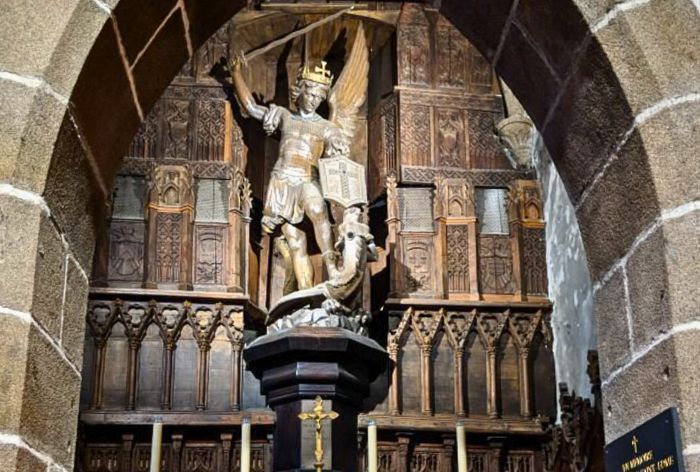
[230,24,368,291]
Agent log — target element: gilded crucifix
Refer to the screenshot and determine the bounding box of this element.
[298,396,339,472]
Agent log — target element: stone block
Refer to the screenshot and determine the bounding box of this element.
[20,324,81,469]
[636,100,700,211]
[0,316,31,435]
[574,0,619,24]
[594,0,700,115]
[184,0,246,51]
[601,333,678,442]
[0,80,67,194]
[43,0,109,97]
[0,195,42,314]
[0,444,47,471]
[516,0,589,77]
[132,13,190,116]
[495,24,562,126]
[593,269,631,377]
[31,217,67,342]
[61,256,90,367]
[44,115,102,270]
[662,213,700,329]
[113,0,178,63]
[673,330,700,445]
[575,130,660,281]
[543,38,634,204]
[71,18,140,189]
[0,0,80,77]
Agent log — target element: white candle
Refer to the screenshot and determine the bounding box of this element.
[149,421,163,472]
[367,419,377,472]
[456,421,467,472]
[241,417,251,472]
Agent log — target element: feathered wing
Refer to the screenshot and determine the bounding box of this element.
[328,23,369,142]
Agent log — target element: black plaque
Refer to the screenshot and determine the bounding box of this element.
[605,408,685,472]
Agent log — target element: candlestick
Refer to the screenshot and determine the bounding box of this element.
[456,421,467,472]
[241,417,251,472]
[367,420,377,472]
[149,420,163,472]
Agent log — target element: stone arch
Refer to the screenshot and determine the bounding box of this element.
[0,0,697,469]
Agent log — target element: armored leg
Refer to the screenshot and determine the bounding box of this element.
[281,223,314,289]
[302,188,335,270]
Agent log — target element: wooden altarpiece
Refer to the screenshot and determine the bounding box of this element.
[77,3,602,472]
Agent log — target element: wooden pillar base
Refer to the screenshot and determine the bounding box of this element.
[244,327,388,472]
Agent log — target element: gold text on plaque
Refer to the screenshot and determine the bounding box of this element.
[298,396,339,472]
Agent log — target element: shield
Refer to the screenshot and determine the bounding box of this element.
[319,157,368,207]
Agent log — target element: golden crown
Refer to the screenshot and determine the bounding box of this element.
[299,61,333,86]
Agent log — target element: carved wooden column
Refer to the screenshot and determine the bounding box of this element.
[155,302,185,410]
[476,312,507,419]
[123,304,149,410]
[144,164,195,290]
[414,310,440,415]
[386,173,402,297]
[224,308,245,411]
[86,301,118,410]
[191,304,219,410]
[227,170,252,293]
[508,184,524,301]
[433,176,448,298]
[447,310,474,417]
[120,434,134,472]
[221,433,233,471]
[465,185,480,298]
[510,310,542,418]
[388,308,411,415]
[171,434,183,472]
[396,433,412,472]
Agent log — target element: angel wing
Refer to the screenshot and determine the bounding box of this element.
[328,23,369,142]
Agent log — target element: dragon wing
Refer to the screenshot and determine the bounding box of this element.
[328,23,369,142]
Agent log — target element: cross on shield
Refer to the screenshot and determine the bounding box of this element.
[319,156,368,207]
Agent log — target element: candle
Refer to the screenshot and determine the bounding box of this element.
[241,417,251,472]
[367,419,377,472]
[456,421,467,472]
[149,420,163,472]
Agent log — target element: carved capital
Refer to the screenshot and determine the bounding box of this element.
[496,114,535,170]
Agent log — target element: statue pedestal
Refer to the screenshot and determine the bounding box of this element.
[244,327,387,472]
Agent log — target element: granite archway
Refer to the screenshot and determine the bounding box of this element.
[0,0,697,470]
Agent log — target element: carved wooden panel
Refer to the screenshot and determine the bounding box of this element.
[498,333,520,417]
[102,322,128,408]
[446,225,470,293]
[478,235,514,294]
[397,4,431,86]
[112,176,147,219]
[194,226,226,285]
[506,452,534,472]
[431,331,454,414]
[400,331,421,412]
[368,95,397,200]
[207,326,232,410]
[136,323,163,409]
[402,237,435,295]
[435,108,467,168]
[468,110,509,170]
[108,221,145,282]
[194,100,225,161]
[195,179,228,222]
[468,46,495,95]
[156,213,183,284]
[84,445,121,472]
[128,102,160,158]
[182,445,218,472]
[522,228,548,296]
[132,444,170,472]
[173,324,197,410]
[163,99,192,159]
[400,103,432,167]
[465,331,488,415]
[195,22,229,83]
[435,16,468,90]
